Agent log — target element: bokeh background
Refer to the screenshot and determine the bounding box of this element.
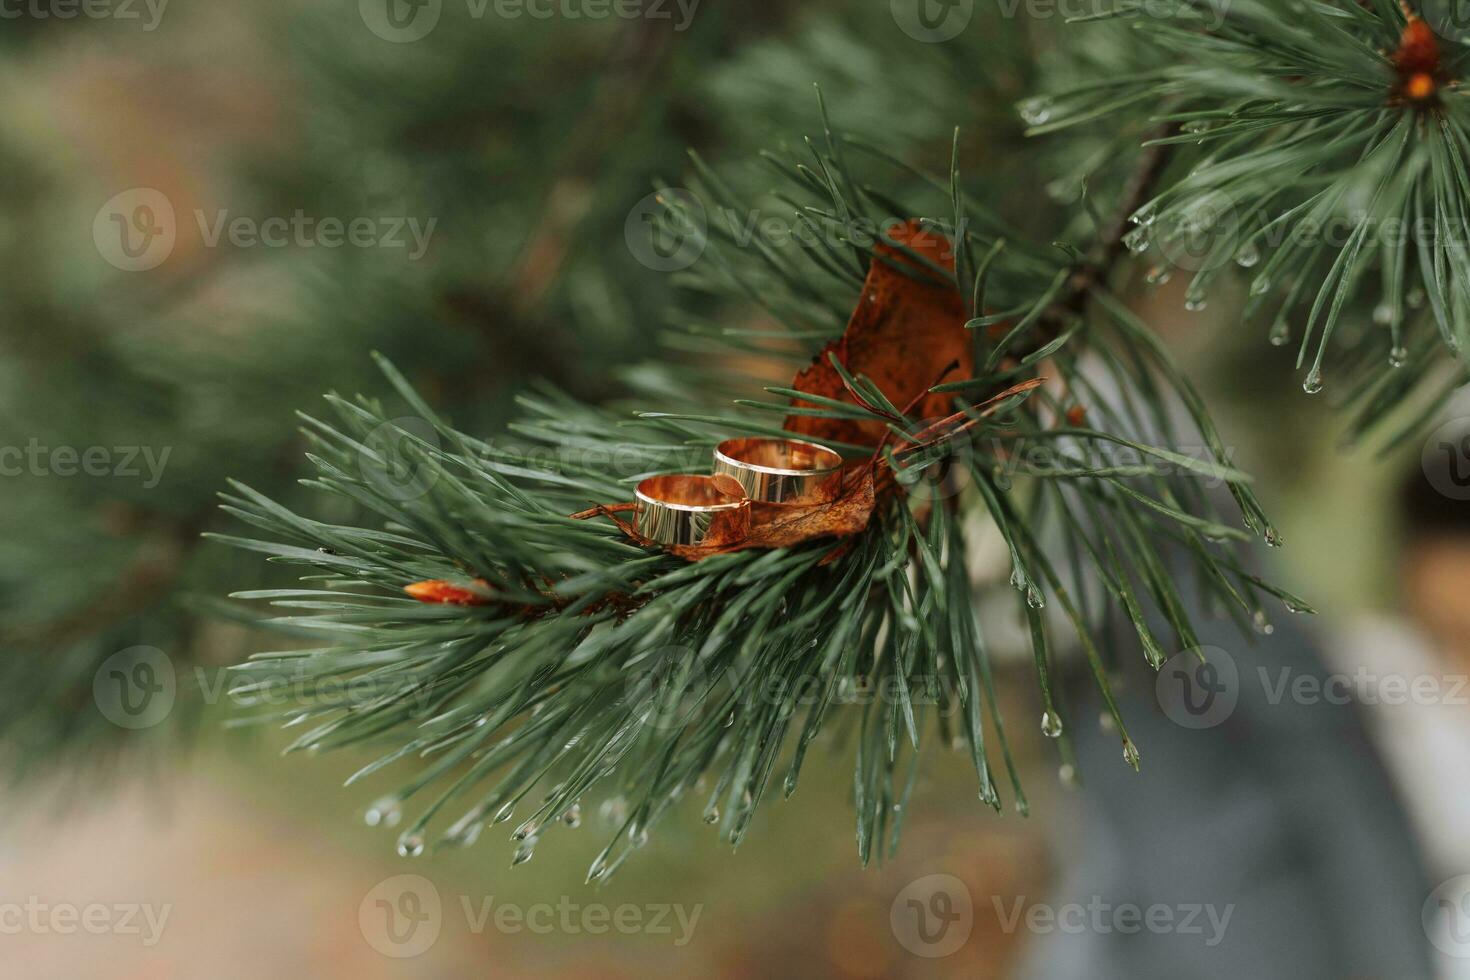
[0,1,1441,977]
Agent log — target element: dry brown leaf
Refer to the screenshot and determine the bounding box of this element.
[783,218,972,446]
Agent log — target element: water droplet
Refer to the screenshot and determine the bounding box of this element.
[1181,119,1211,136]
[562,804,582,828]
[1145,264,1172,285]
[586,855,608,882]
[1130,201,1158,226]
[365,797,402,828]
[1018,97,1054,126]
[493,801,515,824]
[1185,290,1208,312]
[1389,345,1408,368]
[1284,599,1311,614]
[1123,226,1150,254]
[631,827,649,848]
[1373,302,1394,326]
[1026,584,1046,609]
[511,836,538,866]
[1302,368,1324,395]
[1264,525,1282,548]
[1252,610,1275,635]
[1249,274,1272,296]
[703,804,720,824]
[397,832,425,858]
[1408,287,1426,309]
[512,819,540,842]
[1009,565,1028,593]
[1123,740,1141,769]
[1041,710,1064,738]
[783,772,798,798]
[1234,242,1260,268]
[1268,317,1291,347]
[1059,763,1077,786]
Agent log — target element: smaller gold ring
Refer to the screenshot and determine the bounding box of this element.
[634,474,751,547]
[712,437,844,506]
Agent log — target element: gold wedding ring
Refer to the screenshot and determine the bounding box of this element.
[712,437,844,506]
[634,474,752,547]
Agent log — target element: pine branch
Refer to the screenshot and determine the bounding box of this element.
[214,113,1303,877]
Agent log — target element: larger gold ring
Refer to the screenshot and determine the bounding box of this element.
[634,474,751,547]
[712,437,844,506]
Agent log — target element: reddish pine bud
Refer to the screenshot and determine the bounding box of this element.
[1393,17,1442,102]
[404,578,493,605]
